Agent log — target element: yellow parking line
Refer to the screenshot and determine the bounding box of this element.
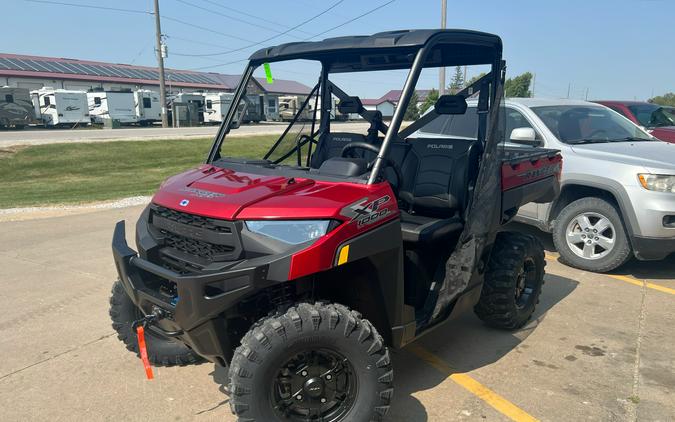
[408,344,539,422]
[544,253,675,296]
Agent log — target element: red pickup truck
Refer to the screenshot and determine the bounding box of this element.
[595,100,675,143]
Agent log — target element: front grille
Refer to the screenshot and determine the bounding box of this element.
[160,229,235,261]
[149,204,242,271]
[153,205,232,233]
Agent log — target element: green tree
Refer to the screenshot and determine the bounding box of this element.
[465,72,487,87]
[448,66,464,93]
[648,92,675,107]
[404,91,420,120]
[419,89,439,114]
[504,72,533,98]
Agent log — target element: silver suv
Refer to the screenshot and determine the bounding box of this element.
[418,97,675,272]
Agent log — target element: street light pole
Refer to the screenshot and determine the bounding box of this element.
[153,0,168,128]
[439,0,447,95]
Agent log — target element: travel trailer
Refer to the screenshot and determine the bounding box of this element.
[31,88,89,127]
[203,92,234,124]
[278,95,314,121]
[134,89,161,125]
[87,90,137,124]
[0,87,36,128]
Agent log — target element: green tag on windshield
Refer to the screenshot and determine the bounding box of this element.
[263,63,273,84]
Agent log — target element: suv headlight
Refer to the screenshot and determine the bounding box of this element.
[245,220,332,245]
[638,174,675,193]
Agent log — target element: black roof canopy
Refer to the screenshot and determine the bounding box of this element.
[249,29,502,73]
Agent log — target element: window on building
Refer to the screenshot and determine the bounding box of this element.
[142,97,152,109]
[268,99,276,112]
[5,94,14,103]
[44,96,51,106]
[94,97,102,106]
[206,100,213,109]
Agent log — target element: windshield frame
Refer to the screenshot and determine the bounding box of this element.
[206,39,504,185]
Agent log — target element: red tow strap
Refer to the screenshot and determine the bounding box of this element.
[136,326,154,380]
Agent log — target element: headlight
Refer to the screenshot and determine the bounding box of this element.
[638,174,675,193]
[245,220,331,245]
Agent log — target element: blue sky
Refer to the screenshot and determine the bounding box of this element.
[6,0,674,100]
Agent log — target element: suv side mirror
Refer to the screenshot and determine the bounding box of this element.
[510,127,540,146]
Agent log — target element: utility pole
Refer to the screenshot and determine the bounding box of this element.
[585,87,589,101]
[439,0,447,95]
[531,73,536,97]
[154,0,168,128]
[567,82,571,99]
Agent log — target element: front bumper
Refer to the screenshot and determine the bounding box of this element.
[112,220,288,364]
[632,235,675,261]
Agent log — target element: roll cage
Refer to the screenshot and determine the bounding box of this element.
[206,29,505,186]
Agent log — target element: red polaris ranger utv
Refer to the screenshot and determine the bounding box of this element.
[110,30,562,421]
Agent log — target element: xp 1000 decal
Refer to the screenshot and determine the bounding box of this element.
[341,195,392,228]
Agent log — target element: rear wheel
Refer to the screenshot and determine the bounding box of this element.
[475,232,545,329]
[228,302,393,422]
[109,280,202,366]
[552,197,631,272]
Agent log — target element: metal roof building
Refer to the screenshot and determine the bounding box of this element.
[0,53,311,95]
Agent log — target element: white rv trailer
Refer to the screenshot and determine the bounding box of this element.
[134,89,161,125]
[31,88,89,127]
[87,90,137,124]
[203,92,234,124]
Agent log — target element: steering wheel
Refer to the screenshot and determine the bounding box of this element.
[341,141,403,194]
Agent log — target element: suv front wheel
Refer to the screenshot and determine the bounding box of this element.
[552,197,632,272]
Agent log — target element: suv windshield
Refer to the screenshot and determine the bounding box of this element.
[627,103,675,128]
[530,105,653,144]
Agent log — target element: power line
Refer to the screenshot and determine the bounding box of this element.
[189,0,396,70]
[161,15,251,43]
[21,0,151,14]
[169,0,345,58]
[174,0,304,39]
[303,0,396,40]
[195,0,314,36]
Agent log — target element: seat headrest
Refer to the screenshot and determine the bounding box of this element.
[434,95,468,115]
[338,96,364,114]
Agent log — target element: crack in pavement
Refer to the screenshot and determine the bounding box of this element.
[627,279,648,421]
[0,332,115,381]
[194,398,230,415]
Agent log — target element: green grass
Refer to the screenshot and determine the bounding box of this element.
[0,135,278,208]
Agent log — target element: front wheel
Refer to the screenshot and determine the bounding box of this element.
[109,280,203,366]
[228,302,393,422]
[552,197,632,272]
[475,232,546,329]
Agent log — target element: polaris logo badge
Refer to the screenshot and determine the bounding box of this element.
[181,187,225,199]
[179,199,190,207]
[427,144,453,149]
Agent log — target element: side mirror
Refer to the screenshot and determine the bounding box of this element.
[510,127,540,146]
[434,94,467,115]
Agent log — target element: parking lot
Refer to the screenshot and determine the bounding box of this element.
[0,206,672,421]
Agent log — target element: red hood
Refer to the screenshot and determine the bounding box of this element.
[649,126,675,143]
[152,165,378,220]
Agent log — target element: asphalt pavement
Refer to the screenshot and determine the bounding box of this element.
[0,207,673,421]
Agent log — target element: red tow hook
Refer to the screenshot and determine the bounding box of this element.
[131,307,166,380]
[135,326,154,380]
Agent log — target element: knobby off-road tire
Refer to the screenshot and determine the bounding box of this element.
[552,197,632,272]
[228,302,393,422]
[109,280,202,366]
[475,232,546,329]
